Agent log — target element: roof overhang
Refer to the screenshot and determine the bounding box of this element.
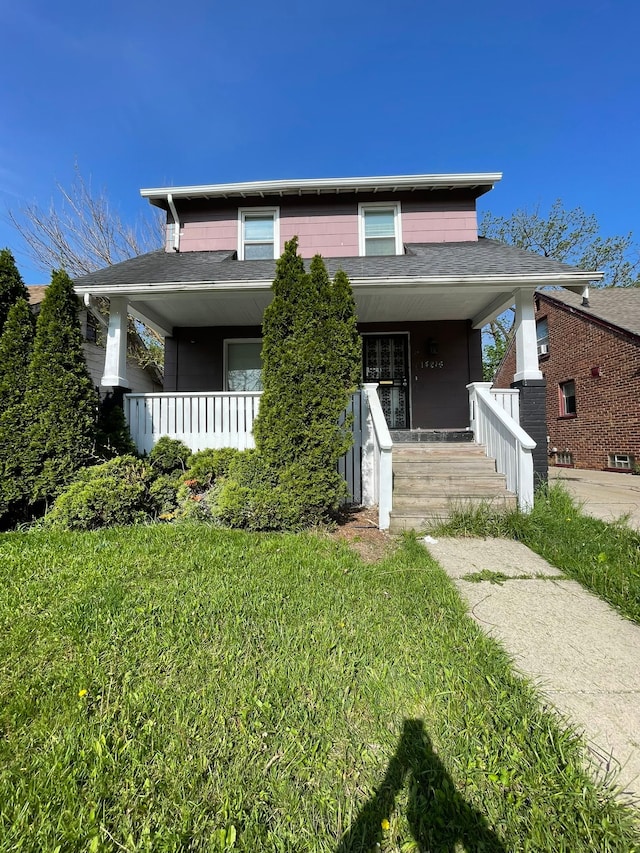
[75,270,597,336]
[141,173,502,208]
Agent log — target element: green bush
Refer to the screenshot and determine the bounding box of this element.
[185,447,241,488]
[45,456,156,530]
[148,473,181,517]
[148,436,192,473]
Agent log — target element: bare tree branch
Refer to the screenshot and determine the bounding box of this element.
[7,164,164,277]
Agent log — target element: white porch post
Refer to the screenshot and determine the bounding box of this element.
[513,289,542,383]
[102,296,129,388]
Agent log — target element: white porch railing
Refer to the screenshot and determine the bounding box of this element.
[489,388,520,422]
[361,383,393,530]
[124,392,261,456]
[125,390,368,511]
[467,382,536,511]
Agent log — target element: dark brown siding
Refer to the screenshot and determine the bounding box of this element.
[360,320,481,428]
[165,320,482,429]
[164,326,263,392]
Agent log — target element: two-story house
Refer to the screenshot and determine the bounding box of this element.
[73,173,600,529]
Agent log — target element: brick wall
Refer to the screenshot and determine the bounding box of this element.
[494,294,640,471]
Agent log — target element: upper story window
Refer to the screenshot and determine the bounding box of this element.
[536,317,549,356]
[358,203,402,256]
[239,208,280,260]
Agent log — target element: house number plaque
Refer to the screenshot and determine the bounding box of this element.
[420,360,445,369]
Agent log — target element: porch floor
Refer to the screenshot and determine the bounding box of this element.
[390,428,474,443]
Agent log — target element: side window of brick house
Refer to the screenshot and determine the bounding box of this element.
[536,317,549,357]
[559,380,576,416]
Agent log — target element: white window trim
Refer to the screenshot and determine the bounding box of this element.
[358,201,402,256]
[223,338,263,392]
[238,207,280,261]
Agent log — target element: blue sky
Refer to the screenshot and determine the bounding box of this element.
[1,0,638,283]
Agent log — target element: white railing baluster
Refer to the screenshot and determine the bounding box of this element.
[124,392,262,454]
[467,383,536,511]
[361,383,393,530]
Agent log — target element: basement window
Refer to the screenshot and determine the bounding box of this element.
[555,451,573,467]
[607,453,633,471]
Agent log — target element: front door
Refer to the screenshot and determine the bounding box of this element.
[363,335,410,429]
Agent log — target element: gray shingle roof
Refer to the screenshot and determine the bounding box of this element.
[73,238,598,289]
[539,288,640,338]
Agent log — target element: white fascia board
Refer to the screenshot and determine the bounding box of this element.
[74,270,602,300]
[140,172,503,202]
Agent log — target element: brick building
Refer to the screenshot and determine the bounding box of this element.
[494,289,640,472]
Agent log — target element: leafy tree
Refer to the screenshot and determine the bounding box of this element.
[481,200,639,288]
[18,269,98,511]
[0,248,29,336]
[250,238,361,525]
[480,201,640,378]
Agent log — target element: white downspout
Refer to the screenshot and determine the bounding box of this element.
[167,193,181,252]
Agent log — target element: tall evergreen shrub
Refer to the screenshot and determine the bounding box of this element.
[252,238,361,522]
[0,298,36,526]
[0,248,29,336]
[20,269,98,510]
[0,297,35,416]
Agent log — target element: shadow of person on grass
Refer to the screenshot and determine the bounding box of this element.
[336,719,507,852]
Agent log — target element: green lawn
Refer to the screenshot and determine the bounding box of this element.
[0,525,638,851]
[432,484,640,626]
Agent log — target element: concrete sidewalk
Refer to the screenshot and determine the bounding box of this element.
[550,467,640,530]
[424,536,640,800]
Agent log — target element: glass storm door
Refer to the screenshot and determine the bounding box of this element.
[363,335,409,429]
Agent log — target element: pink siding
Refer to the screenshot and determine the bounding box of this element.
[170,198,478,255]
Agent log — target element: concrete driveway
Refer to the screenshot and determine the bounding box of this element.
[549,467,640,531]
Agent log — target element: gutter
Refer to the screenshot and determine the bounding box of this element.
[167,193,180,252]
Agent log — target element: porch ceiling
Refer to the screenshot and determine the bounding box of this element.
[117,278,560,335]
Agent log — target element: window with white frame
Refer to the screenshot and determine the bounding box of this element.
[225,340,263,391]
[559,380,576,416]
[358,203,402,256]
[536,317,549,356]
[239,209,279,260]
[608,453,633,470]
[555,451,573,466]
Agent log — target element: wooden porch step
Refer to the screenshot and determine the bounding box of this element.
[393,475,511,498]
[389,438,517,534]
[389,495,518,534]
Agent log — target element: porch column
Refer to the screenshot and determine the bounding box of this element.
[511,289,547,484]
[513,289,542,383]
[102,296,129,388]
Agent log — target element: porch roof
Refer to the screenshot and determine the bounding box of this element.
[74,239,601,336]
